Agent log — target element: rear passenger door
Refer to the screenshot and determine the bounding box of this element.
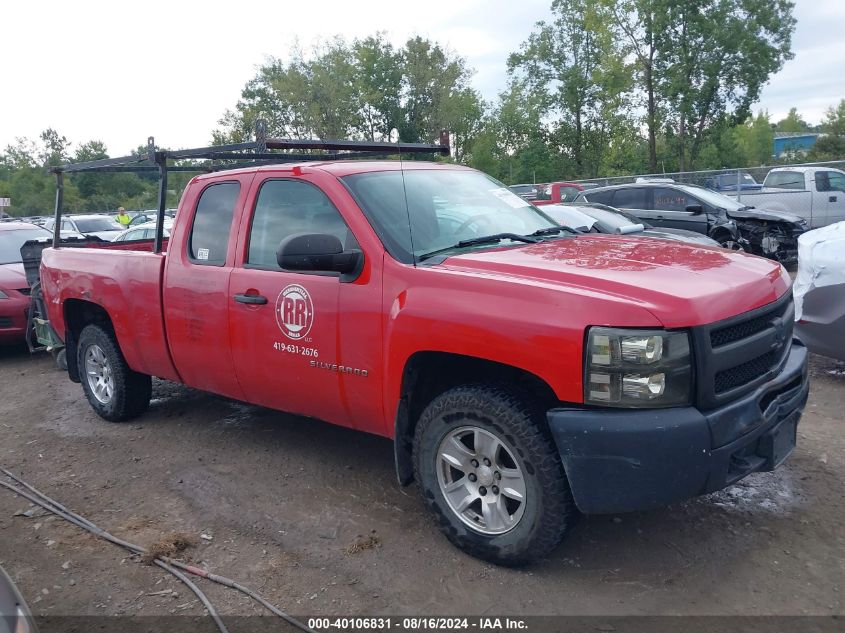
[650,187,709,235]
[819,170,845,225]
[227,177,358,427]
[609,187,652,223]
[163,177,252,400]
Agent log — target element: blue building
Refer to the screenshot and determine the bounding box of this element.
[773,133,819,159]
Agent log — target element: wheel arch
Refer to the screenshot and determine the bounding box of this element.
[63,299,114,383]
[393,351,558,486]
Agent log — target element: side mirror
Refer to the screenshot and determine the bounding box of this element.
[685,204,704,214]
[276,233,362,276]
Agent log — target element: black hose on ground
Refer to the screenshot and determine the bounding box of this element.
[0,468,315,633]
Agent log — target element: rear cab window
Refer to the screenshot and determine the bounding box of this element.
[766,171,806,190]
[188,182,240,265]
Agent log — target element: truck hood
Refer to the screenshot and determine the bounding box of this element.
[0,263,27,290]
[440,235,790,328]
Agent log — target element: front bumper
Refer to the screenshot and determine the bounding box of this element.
[548,341,809,514]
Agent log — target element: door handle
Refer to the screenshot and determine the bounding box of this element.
[830,196,837,202]
[233,293,268,305]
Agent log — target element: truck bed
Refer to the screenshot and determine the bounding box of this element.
[39,241,180,382]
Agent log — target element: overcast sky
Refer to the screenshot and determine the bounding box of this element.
[1,0,841,156]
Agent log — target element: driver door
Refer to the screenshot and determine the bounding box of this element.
[227,176,355,427]
[650,187,709,235]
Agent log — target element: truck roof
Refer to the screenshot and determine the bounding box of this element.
[768,166,844,174]
[192,160,472,182]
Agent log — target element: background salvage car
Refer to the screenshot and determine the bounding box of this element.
[794,221,845,361]
[577,181,806,263]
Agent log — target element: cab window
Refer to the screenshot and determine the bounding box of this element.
[188,182,240,265]
[247,179,357,270]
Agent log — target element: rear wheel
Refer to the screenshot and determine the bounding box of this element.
[413,385,577,566]
[77,324,151,422]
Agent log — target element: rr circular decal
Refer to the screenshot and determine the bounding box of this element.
[275,284,314,340]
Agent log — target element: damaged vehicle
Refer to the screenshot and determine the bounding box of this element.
[541,202,721,247]
[577,182,806,263]
[794,222,845,361]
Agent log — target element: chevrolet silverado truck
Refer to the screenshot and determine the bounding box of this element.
[38,148,809,565]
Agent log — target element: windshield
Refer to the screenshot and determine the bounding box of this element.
[677,184,746,211]
[0,227,51,264]
[75,218,122,232]
[342,170,559,262]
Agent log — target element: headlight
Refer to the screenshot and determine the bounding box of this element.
[0,289,8,299]
[584,327,693,408]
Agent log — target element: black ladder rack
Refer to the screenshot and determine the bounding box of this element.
[49,122,450,253]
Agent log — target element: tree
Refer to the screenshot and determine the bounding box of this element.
[352,34,404,141]
[215,34,484,157]
[807,135,845,162]
[39,128,71,167]
[609,0,795,171]
[508,0,631,177]
[776,107,810,133]
[606,0,667,172]
[821,100,845,137]
[733,110,774,165]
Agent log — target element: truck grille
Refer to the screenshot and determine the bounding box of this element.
[714,349,780,394]
[692,292,794,409]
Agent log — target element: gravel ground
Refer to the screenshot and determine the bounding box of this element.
[0,343,843,628]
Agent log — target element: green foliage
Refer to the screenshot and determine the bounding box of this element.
[215,34,484,161]
[807,135,845,162]
[776,107,811,133]
[821,100,845,137]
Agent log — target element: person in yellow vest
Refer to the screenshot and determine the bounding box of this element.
[116,207,131,226]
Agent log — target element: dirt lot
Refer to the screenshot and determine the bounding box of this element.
[0,343,843,625]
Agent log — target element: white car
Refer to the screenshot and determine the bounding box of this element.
[112,219,173,242]
[726,166,845,228]
[44,214,124,240]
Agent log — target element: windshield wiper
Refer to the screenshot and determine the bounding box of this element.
[418,233,538,261]
[528,226,579,237]
[456,232,539,247]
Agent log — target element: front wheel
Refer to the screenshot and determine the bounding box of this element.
[77,324,151,422]
[413,385,577,566]
[716,236,746,251]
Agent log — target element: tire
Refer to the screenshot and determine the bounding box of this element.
[52,348,67,371]
[413,385,577,566]
[77,324,151,422]
[716,235,746,251]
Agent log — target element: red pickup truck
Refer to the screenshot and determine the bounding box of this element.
[532,181,588,206]
[40,158,809,565]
